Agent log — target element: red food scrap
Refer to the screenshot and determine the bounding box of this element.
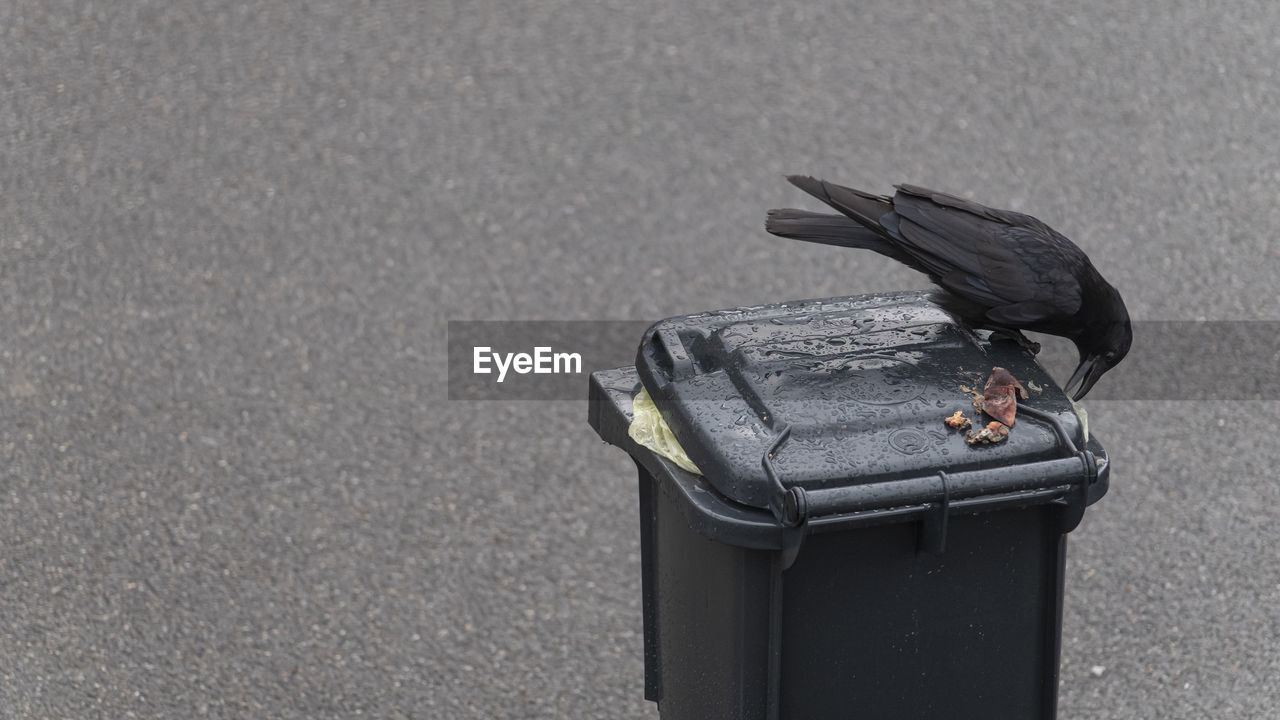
[980,366,1028,427]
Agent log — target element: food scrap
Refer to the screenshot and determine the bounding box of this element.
[954,368,1028,446]
[965,421,1010,445]
[979,366,1028,427]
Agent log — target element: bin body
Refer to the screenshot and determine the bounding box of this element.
[588,292,1109,720]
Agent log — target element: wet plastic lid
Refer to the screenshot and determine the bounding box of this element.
[635,291,1089,512]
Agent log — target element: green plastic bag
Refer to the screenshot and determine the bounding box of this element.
[628,387,702,475]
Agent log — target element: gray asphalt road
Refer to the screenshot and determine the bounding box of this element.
[3,1,1278,717]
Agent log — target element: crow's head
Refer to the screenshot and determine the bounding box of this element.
[1065,293,1131,401]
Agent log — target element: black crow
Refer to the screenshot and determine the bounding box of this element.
[766,175,1131,400]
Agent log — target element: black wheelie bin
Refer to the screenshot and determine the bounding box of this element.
[588,291,1109,720]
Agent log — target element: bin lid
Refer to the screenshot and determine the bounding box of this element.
[634,291,1091,512]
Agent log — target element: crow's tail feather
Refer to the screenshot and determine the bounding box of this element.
[765,209,886,250]
[765,207,929,274]
[785,175,894,229]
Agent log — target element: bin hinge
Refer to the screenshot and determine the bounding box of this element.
[761,424,807,569]
[918,471,951,555]
[1059,448,1098,533]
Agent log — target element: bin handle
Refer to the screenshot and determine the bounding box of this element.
[792,453,1093,521]
[652,328,695,382]
[761,405,1099,544]
[762,410,1098,525]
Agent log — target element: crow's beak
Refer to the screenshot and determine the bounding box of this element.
[1064,355,1105,401]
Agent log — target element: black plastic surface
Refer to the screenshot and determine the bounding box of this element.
[634,291,1090,512]
[588,365,1109,550]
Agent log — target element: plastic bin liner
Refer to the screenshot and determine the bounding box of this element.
[628,387,702,475]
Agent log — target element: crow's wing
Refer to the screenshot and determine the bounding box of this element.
[887,186,1086,324]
